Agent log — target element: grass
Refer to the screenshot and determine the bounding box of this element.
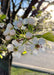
[11,67,51,75]
[36,32,54,42]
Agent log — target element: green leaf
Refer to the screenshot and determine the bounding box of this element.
[38,10,42,14]
[28,25,34,33]
[35,32,54,42]
[0,15,6,20]
[22,39,27,45]
[32,6,36,10]
[42,32,54,42]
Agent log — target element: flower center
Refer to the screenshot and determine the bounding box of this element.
[35,44,40,48]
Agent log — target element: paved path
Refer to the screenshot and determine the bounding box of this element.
[13,41,54,73]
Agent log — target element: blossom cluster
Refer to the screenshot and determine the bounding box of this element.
[13,17,38,30]
[0,17,51,58]
[3,23,16,41]
[7,37,46,58]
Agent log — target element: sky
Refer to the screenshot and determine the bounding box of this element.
[0,0,54,17]
[16,0,54,16]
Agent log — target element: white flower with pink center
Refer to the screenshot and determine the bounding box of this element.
[22,18,28,25]
[28,17,37,25]
[29,37,46,53]
[38,38,46,45]
[3,28,10,36]
[0,23,4,28]
[21,26,26,30]
[5,35,11,41]
[7,23,13,29]
[12,52,21,58]
[18,45,24,52]
[10,29,16,36]
[32,37,38,44]
[12,40,19,47]
[25,32,32,39]
[33,50,38,55]
[7,44,14,52]
[38,45,45,52]
[17,21,22,28]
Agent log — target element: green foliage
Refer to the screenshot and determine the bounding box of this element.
[0,44,7,51]
[22,38,27,45]
[36,10,42,18]
[38,10,42,14]
[0,14,6,22]
[32,6,36,10]
[0,15,6,20]
[28,24,34,33]
[34,32,54,42]
[36,13,41,18]
[42,32,54,42]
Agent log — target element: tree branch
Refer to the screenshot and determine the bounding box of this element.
[12,0,15,12]
[22,0,38,19]
[15,0,23,13]
[11,0,23,23]
[31,0,45,16]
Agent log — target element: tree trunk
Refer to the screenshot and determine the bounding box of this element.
[1,0,9,14]
[0,52,13,75]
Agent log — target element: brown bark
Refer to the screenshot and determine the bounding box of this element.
[1,0,10,23]
[1,0,9,14]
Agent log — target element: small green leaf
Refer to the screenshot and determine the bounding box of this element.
[22,39,27,45]
[0,15,6,20]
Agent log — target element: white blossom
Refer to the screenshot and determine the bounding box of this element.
[30,44,35,50]
[38,47,45,52]
[32,37,38,44]
[28,37,38,50]
[13,20,19,29]
[13,20,22,29]
[22,18,28,24]
[2,52,6,56]
[12,52,21,58]
[14,25,19,29]
[28,17,37,25]
[25,45,31,51]
[25,32,32,39]
[48,28,52,31]
[29,37,46,52]
[18,45,24,52]
[7,23,13,29]
[17,52,21,58]
[10,29,16,36]
[38,38,46,45]
[3,28,10,36]
[7,44,14,51]
[17,21,22,28]
[13,20,18,26]
[33,50,38,55]
[12,40,19,47]
[5,35,11,41]
[21,26,26,30]
[18,18,23,22]
[0,23,4,28]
